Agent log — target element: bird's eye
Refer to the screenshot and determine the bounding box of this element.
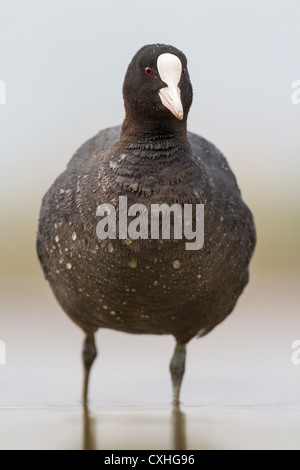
[182,68,186,76]
[145,67,153,76]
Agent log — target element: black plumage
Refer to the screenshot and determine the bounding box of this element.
[37,44,256,405]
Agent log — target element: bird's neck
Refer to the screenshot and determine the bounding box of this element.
[115,116,191,158]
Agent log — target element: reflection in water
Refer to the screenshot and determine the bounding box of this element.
[82,405,187,450]
[83,407,97,450]
[172,406,187,450]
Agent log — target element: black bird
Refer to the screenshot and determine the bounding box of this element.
[37,44,256,406]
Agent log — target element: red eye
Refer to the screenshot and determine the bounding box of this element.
[182,68,186,76]
[145,67,153,75]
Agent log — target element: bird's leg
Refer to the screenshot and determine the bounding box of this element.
[82,333,97,408]
[169,342,186,407]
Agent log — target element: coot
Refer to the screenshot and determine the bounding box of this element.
[37,44,256,406]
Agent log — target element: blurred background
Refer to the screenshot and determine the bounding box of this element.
[0,0,299,450]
